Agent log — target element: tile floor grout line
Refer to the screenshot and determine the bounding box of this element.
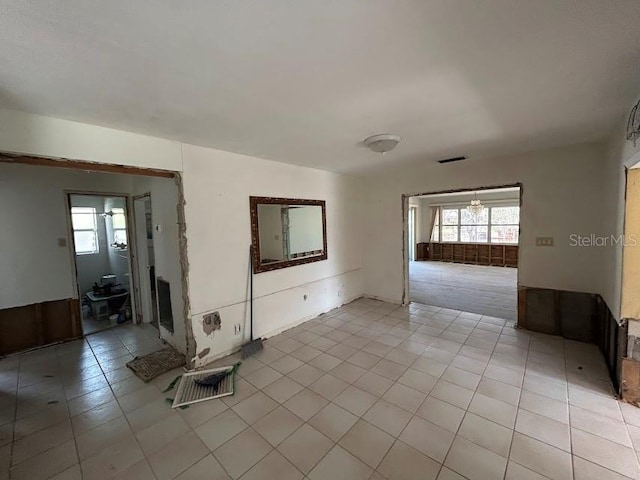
[436,316,505,480]
[10,343,89,477]
[54,344,85,480]
[619,378,640,476]
[275,420,329,478]
[84,329,162,480]
[6,356,19,479]
[251,304,443,478]
[564,339,577,480]
[4,299,637,480]
[502,323,532,480]
[357,307,502,478]
[227,304,485,478]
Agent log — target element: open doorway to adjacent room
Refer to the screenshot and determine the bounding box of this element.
[404,185,521,321]
[0,156,188,358]
[68,193,134,334]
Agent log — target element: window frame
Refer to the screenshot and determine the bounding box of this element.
[71,206,99,255]
[109,207,128,250]
[488,205,520,244]
[431,202,519,245]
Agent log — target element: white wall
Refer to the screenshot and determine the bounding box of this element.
[131,176,186,353]
[362,142,607,304]
[181,144,363,367]
[0,162,187,352]
[0,109,182,171]
[0,110,363,363]
[0,109,620,360]
[0,163,133,308]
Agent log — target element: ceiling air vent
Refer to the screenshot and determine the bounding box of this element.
[437,156,468,164]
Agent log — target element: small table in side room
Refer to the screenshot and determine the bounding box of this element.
[85,290,129,322]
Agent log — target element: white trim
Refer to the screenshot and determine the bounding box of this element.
[428,199,519,209]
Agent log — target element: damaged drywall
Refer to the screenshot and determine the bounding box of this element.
[174,173,196,368]
[628,320,640,361]
[202,311,222,335]
[197,347,211,359]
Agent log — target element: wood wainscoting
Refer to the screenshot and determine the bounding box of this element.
[0,298,82,355]
[518,286,627,394]
[425,242,518,267]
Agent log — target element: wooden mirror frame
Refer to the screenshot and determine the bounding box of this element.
[250,196,328,273]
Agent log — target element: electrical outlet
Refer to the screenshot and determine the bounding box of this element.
[234,324,242,335]
[536,236,554,247]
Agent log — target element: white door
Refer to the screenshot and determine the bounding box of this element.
[134,197,154,325]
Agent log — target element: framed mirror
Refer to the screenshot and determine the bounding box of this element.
[250,196,327,273]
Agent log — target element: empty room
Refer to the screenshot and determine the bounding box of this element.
[2,2,640,480]
[408,186,520,321]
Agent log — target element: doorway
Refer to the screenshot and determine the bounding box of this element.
[0,155,191,359]
[404,185,521,321]
[68,193,135,334]
[133,194,159,328]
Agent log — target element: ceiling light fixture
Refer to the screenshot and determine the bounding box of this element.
[466,192,485,216]
[363,134,401,154]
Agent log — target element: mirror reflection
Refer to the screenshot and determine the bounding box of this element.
[258,204,324,263]
[251,197,327,273]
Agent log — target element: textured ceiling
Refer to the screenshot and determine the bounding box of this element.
[2,1,640,173]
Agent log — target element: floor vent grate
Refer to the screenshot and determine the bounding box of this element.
[171,365,236,408]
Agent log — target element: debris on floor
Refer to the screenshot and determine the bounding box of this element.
[126,347,186,382]
[169,363,240,408]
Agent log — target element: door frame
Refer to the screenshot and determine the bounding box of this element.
[132,193,159,328]
[401,182,523,320]
[65,190,139,334]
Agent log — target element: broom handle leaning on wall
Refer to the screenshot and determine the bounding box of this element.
[250,244,254,342]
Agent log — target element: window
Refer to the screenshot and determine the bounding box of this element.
[71,207,98,255]
[430,204,519,244]
[111,208,127,248]
[490,206,519,244]
[441,208,459,242]
[460,207,488,243]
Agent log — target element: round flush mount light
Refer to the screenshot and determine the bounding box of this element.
[363,134,401,154]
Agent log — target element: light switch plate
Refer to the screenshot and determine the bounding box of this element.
[536,236,554,247]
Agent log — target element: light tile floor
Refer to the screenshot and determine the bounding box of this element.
[2,299,640,479]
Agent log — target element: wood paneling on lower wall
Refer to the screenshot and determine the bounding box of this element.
[427,242,518,267]
[0,298,81,355]
[518,286,627,394]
